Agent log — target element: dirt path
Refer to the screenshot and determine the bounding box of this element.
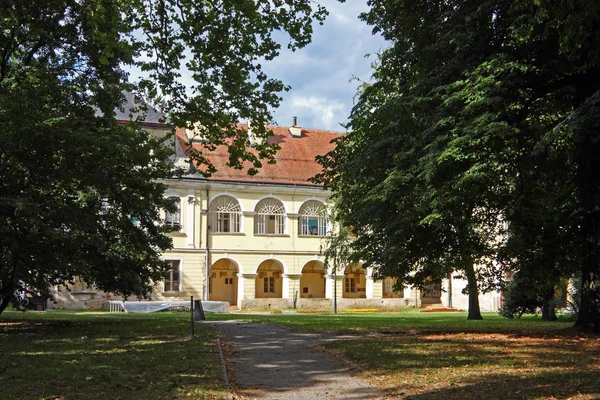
[210,321,385,400]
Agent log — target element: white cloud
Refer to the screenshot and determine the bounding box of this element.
[126,1,388,132]
[287,95,346,131]
[265,0,387,131]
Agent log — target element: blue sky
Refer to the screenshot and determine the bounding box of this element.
[129,1,387,132]
[264,1,387,131]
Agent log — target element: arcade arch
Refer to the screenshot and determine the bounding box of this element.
[343,263,366,298]
[300,260,325,298]
[209,258,239,305]
[255,259,283,298]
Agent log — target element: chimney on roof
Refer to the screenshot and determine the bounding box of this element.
[289,116,302,138]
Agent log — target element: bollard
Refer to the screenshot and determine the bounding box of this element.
[194,299,206,321]
[190,296,194,338]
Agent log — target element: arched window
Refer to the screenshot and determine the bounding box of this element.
[165,196,181,231]
[299,200,327,236]
[255,198,286,234]
[209,195,241,233]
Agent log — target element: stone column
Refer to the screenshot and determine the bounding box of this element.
[325,274,344,300]
[237,273,257,300]
[366,275,375,299]
[282,274,302,299]
[440,277,451,308]
[325,274,334,298]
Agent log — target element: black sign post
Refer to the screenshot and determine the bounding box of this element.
[190,296,195,338]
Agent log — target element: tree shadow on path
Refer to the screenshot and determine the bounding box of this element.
[211,321,384,400]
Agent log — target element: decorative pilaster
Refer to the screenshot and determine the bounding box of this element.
[282,274,302,299]
[366,276,374,299]
[237,273,257,300]
[325,274,344,299]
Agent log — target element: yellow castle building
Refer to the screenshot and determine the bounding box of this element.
[54,94,502,312]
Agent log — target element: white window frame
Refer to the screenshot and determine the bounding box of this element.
[163,259,182,292]
[165,196,182,231]
[209,195,242,233]
[298,200,327,236]
[254,198,286,235]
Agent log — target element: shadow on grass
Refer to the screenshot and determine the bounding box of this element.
[325,331,600,400]
[407,369,600,400]
[0,313,228,400]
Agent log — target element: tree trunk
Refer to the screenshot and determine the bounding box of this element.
[575,253,600,332]
[0,293,12,315]
[573,112,600,333]
[541,286,557,321]
[464,256,483,320]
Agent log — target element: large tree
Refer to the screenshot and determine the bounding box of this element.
[317,0,600,326]
[317,0,512,319]
[0,0,327,314]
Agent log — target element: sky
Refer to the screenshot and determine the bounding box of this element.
[263,1,387,132]
[129,1,387,133]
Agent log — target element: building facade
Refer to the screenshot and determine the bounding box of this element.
[54,94,502,311]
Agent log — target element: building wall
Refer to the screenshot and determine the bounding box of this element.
[53,175,502,311]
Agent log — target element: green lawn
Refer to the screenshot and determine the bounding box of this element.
[323,328,600,400]
[206,310,576,333]
[0,310,228,400]
[2,310,597,400]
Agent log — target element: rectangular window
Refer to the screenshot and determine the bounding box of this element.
[345,277,355,293]
[263,277,275,293]
[301,216,327,236]
[211,211,240,233]
[256,215,285,234]
[384,278,393,294]
[164,260,181,292]
[218,212,231,232]
[165,197,181,231]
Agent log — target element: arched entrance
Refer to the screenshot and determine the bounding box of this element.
[255,260,283,298]
[300,261,325,298]
[343,263,366,298]
[209,259,238,306]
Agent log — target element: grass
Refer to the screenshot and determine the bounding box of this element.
[206,310,576,333]
[327,331,600,399]
[207,311,600,399]
[2,310,598,399]
[0,310,228,400]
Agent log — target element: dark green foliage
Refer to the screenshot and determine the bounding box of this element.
[315,1,600,326]
[499,273,542,319]
[0,0,327,314]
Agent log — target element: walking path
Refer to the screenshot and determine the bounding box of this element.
[210,321,385,400]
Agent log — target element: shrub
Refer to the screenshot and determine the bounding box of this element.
[499,274,542,319]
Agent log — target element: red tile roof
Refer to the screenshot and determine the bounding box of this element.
[175,125,341,186]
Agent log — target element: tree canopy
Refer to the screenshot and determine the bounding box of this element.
[316,0,600,327]
[0,0,328,313]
